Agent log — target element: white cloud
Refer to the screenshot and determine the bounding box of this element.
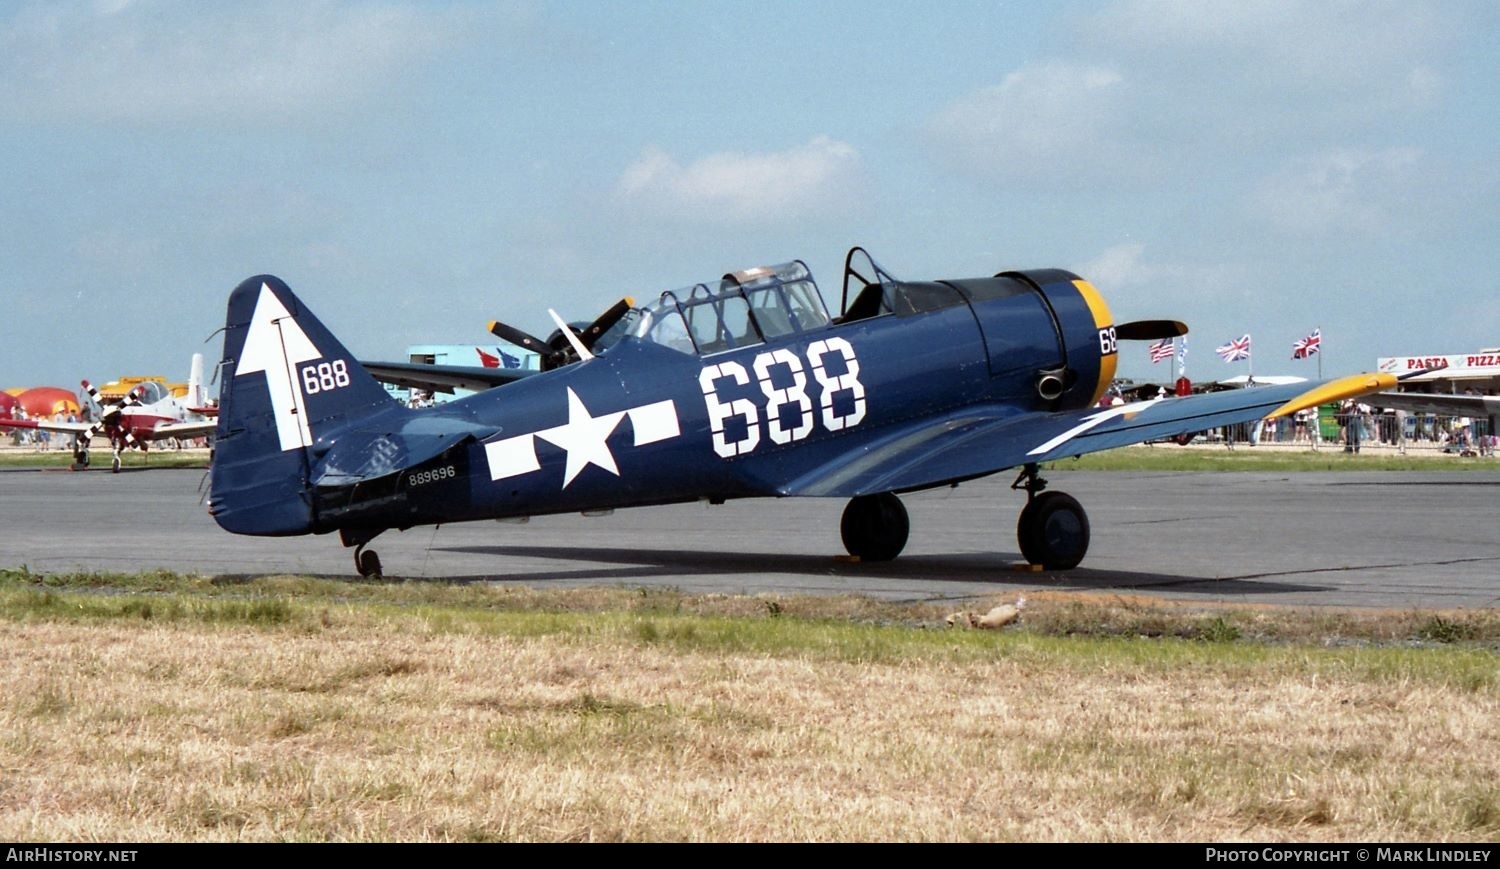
[1080,0,1450,120]
[923,62,1152,188]
[921,2,1468,196]
[0,1,464,125]
[1079,243,1253,310]
[616,136,863,223]
[1089,0,1445,83]
[1079,243,1150,292]
[1252,148,1424,236]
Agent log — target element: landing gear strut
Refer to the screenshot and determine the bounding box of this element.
[1012,463,1090,570]
[840,492,909,561]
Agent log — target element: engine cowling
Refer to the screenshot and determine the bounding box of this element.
[999,269,1117,411]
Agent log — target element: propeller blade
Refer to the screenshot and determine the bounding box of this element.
[548,309,594,362]
[78,382,143,448]
[486,320,551,356]
[489,318,572,371]
[577,297,634,350]
[81,381,116,421]
[487,297,636,372]
[1116,320,1189,341]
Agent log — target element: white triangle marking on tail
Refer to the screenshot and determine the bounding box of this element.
[236,283,322,451]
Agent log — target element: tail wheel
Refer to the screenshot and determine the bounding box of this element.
[354,545,383,578]
[1017,491,1090,570]
[840,492,910,561]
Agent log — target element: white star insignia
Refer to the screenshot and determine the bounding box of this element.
[534,388,626,487]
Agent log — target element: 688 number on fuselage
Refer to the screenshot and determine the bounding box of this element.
[698,337,867,459]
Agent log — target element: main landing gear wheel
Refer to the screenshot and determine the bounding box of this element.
[72,448,90,469]
[840,492,909,561]
[354,544,383,579]
[1017,491,1090,570]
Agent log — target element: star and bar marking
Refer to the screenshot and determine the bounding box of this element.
[483,388,680,488]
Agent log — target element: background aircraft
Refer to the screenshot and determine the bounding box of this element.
[208,248,1394,577]
[359,301,633,397]
[0,354,218,471]
[1370,391,1500,419]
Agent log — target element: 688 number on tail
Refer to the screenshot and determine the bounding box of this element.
[300,359,351,395]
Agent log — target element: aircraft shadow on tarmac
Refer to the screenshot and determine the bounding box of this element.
[424,544,1332,597]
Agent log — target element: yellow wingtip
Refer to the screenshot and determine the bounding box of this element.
[1266,372,1398,419]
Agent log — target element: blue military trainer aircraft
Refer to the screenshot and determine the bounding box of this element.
[208,247,1395,577]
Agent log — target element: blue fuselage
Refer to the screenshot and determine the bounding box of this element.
[307,272,1113,537]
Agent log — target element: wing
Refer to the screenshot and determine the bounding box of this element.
[0,419,92,434]
[1369,392,1500,417]
[359,360,535,395]
[142,420,219,441]
[782,372,1397,498]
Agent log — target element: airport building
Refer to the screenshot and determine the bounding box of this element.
[1377,349,1500,394]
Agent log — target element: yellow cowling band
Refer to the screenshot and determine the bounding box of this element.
[1072,280,1116,407]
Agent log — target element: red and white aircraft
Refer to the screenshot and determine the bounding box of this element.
[0,354,218,471]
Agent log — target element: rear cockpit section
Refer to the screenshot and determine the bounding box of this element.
[635,260,833,356]
[839,246,968,321]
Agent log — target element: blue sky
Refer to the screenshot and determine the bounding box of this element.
[3,0,1497,390]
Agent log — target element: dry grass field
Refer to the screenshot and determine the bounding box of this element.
[0,573,1496,842]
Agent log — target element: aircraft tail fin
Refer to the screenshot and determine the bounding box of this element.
[187,352,205,409]
[209,275,398,536]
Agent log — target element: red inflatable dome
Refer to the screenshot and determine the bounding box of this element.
[0,391,17,419]
[16,387,81,419]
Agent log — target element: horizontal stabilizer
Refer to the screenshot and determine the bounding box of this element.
[360,360,535,395]
[313,428,488,488]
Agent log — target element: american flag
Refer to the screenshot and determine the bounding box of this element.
[1216,334,1252,362]
[1292,329,1321,360]
[1148,338,1174,363]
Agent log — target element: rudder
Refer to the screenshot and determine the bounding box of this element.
[209,275,397,535]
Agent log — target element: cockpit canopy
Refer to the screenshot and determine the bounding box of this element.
[131,381,170,404]
[635,260,832,355]
[624,247,971,357]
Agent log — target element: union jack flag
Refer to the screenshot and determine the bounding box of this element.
[1216,334,1251,362]
[1292,329,1321,360]
[1148,338,1174,363]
